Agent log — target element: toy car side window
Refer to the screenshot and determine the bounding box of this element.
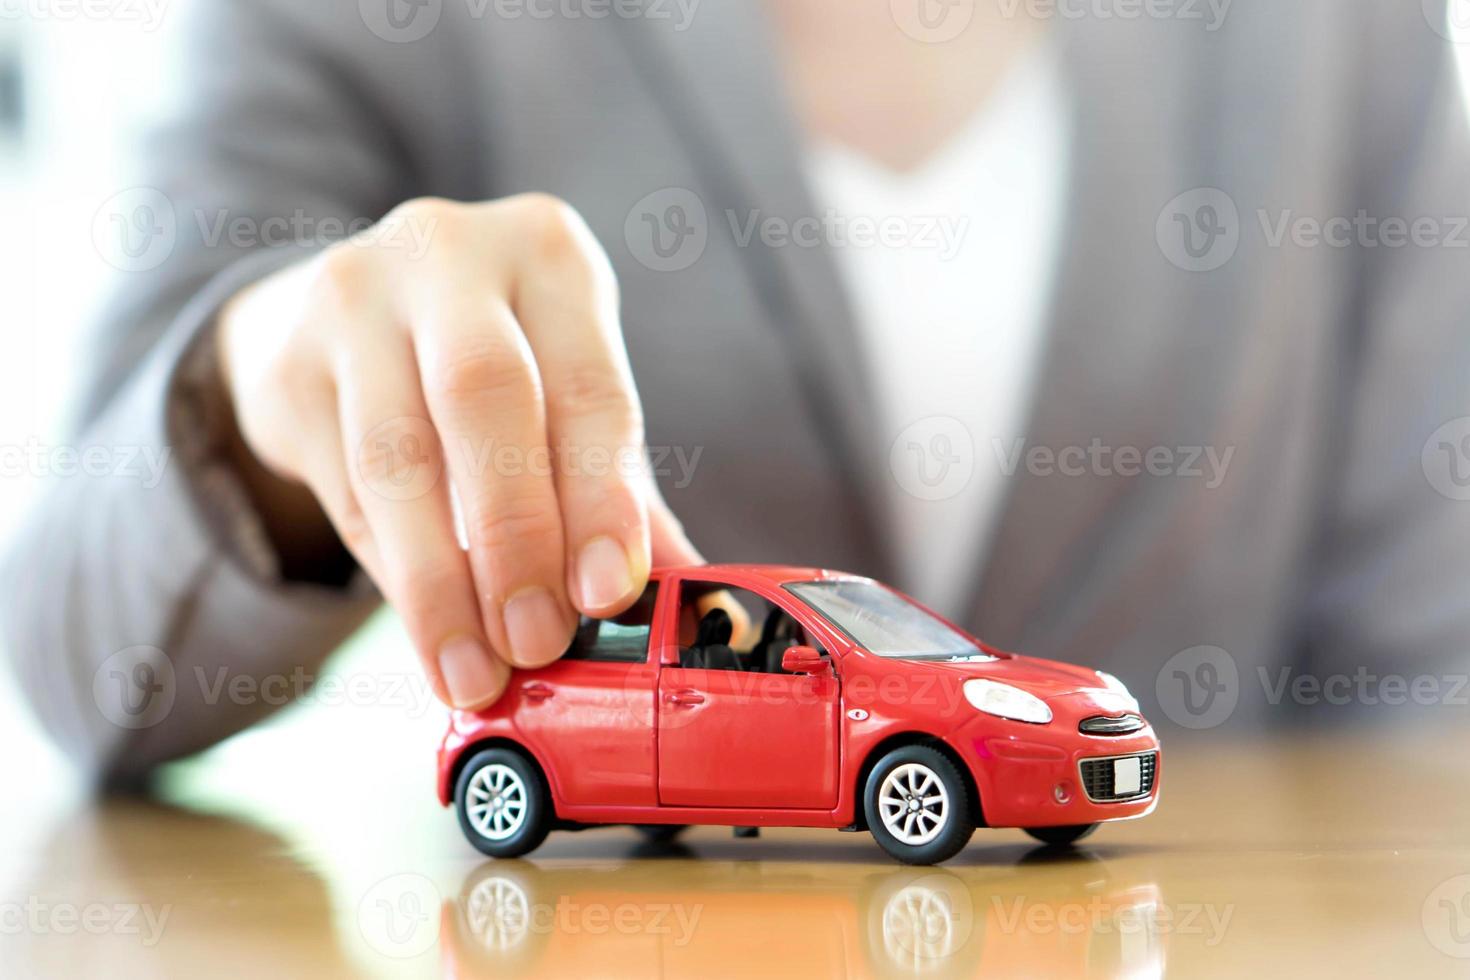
[675,580,823,674]
[561,583,658,663]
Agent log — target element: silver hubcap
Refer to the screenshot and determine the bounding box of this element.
[878,763,950,846]
[466,763,528,840]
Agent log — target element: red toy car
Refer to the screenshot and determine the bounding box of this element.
[438,565,1160,865]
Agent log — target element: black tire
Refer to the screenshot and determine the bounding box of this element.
[455,748,552,858]
[633,824,688,843]
[1023,823,1098,847]
[863,745,975,865]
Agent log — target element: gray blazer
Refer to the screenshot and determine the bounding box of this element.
[6,0,1469,779]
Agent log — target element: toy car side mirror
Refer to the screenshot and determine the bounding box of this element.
[781,645,828,675]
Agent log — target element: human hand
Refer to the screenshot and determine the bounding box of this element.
[216,195,701,710]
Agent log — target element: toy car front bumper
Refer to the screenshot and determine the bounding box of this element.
[947,711,1161,828]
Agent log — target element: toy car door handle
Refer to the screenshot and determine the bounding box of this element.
[521,683,555,701]
[666,689,705,706]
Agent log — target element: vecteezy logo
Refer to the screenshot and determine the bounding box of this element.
[1156,188,1240,272]
[1423,0,1470,42]
[357,417,444,502]
[1155,645,1238,729]
[1422,417,1470,501]
[624,188,708,273]
[92,187,177,273]
[359,873,441,958]
[890,416,974,502]
[890,0,975,43]
[92,646,176,730]
[1423,874,1470,958]
[359,0,442,43]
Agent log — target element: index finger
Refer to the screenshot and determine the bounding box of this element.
[504,195,654,617]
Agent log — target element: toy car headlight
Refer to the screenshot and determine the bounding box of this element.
[963,679,1052,724]
[1095,671,1140,711]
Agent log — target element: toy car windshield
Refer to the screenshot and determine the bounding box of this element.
[786,579,997,662]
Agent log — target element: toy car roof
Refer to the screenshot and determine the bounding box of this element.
[650,563,866,586]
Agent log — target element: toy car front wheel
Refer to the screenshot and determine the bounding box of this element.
[1023,824,1098,846]
[455,748,552,858]
[863,745,975,865]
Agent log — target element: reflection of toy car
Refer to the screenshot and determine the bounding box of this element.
[438,565,1161,865]
[442,855,1168,978]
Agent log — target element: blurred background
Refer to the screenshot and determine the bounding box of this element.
[2,0,1470,819]
[5,6,1470,977]
[0,9,446,939]
[0,12,429,810]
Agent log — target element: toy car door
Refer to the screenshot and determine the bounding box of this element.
[509,582,663,806]
[655,573,840,809]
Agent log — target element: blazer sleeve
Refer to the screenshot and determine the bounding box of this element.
[0,0,417,782]
[1296,7,1470,705]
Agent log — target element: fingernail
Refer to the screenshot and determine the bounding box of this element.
[438,636,504,710]
[577,535,635,611]
[503,587,573,667]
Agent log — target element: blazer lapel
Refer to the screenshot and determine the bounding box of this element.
[612,4,895,573]
[967,19,1214,649]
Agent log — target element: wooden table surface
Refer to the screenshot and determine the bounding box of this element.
[4,724,1468,979]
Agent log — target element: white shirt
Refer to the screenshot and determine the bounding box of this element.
[804,44,1071,615]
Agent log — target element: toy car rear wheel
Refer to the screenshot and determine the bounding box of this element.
[864,745,975,865]
[455,748,552,858]
[1023,824,1098,847]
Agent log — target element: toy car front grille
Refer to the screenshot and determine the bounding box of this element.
[1078,752,1157,802]
[1078,714,1146,735]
